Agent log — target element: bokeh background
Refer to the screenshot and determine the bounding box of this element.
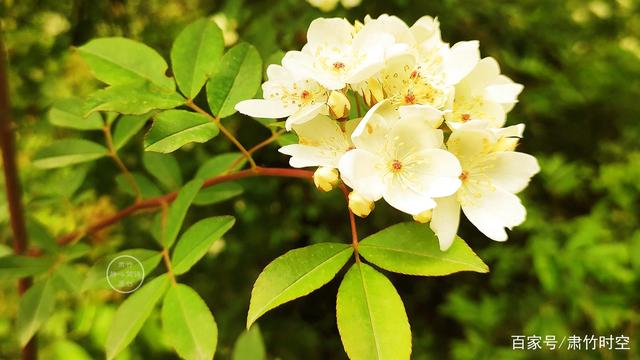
[1,0,640,359]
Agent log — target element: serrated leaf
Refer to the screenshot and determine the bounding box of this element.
[232,325,266,360]
[144,110,218,153]
[115,172,162,199]
[105,274,169,360]
[193,183,243,206]
[358,222,489,276]
[336,263,411,360]
[86,82,184,115]
[171,216,235,275]
[48,97,103,130]
[33,139,108,169]
[0,255,53,279]
[113,114,150,150]
[78,37,174,90]
[247,243,352,328]
[82,249,162,291]
[162,179,203,249]
[195,152,244,179]
[207,43,262,118]
[171,19,224,98]
[161,284,218,360]
[17,278,56,347]
[142,152,183,190]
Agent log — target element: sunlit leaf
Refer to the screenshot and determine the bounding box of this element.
[115,172,162,199]
[48,97,103,130]
[33,139,108,169]
[17,278,56,347]
[142,152,183,190]
[82,249,162,291]
[193,183,243,206]
[86,82,184,115]
[232,325,266,360]
[113,114,150,150]
[162,179,203,249]
[0,255,53,279]
[144,110,218,153]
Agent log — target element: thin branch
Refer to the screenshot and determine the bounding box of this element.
[103,124,141,201]
[0,32,37,360]
[226,129,285,173]
[185,100,257,169]
[56,167,315,245]
[340,184,360,262]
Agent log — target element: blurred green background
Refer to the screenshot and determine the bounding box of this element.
[1,0,640,359]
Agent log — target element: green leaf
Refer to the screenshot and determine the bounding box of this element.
[113,114,150,150]
[171,216,235,275]
[82,249,162,291]
[115,172,162,199]
[50,340,93,360]
[171,19,224,98]
[232,325,266,360]
[193,183,243,206]
[195,152,244,179]
[358,222,489,276]
[247,243,352,328]
[86,82,184,115]
[161,284,218,360]
[48,97,103,130]
[0,255,54,279]
[142,152,183,190]
[162,179,203,249]
[105,274,169,360]
[33,139,108,169]
[144,110,218,153]
[78,37,174,90]
[207,42,262,118]
[17,278,56,347]
[336,263,411,360]
[52,264,84,294]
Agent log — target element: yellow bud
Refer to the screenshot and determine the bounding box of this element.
[367,78,384,106]
[328,91,351,119]
[412,209,433,223]
[348,191,375,218]
[313,167,340,192]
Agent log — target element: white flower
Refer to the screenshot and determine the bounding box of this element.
[445,57,524,128]
[282,18,394,90]
[211,13,238,47]
[279,114,359,168]
[430,124,539,250]
[235,64,329,130]
[338,102,462,215]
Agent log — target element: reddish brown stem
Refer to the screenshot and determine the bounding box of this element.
[57,167,315,245]
[340,184,360,262]
[0,34,37,360]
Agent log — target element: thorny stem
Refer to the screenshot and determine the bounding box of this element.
[0,33,37,360]
[103,124,142,201]
[186,100,257,169]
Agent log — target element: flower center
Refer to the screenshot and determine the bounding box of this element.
[300,90,311,101]
[461,113,471,122]
[459,170,469,182]
[404,92,416,104]
[332,62,346,71]
[391,160,403,172]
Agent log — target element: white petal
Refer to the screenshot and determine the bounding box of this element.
[285,103,327,130]
[444,40,480,86]
[408,149,462,198]
[398,104,444,128]
[351,100,395,152]
[447,127,496,158]
[388,118,445,158]
[456,57,500,96]
[280,115,351,167]
[430,195,461,251]
[382,178,437,215]
[235,99,293,119]
[461,186,526,241]
[485,83,524,105]
[485,152,540,193]
[306,18,354,46]
[338,149,385,201]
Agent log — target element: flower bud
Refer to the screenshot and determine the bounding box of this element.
[328,91,351,119]
[348,191,375,218]
[412,209,433,223]
[362,78,384,107]
[313,167,340,192]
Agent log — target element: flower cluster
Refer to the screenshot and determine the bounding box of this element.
[236,15,540,250]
